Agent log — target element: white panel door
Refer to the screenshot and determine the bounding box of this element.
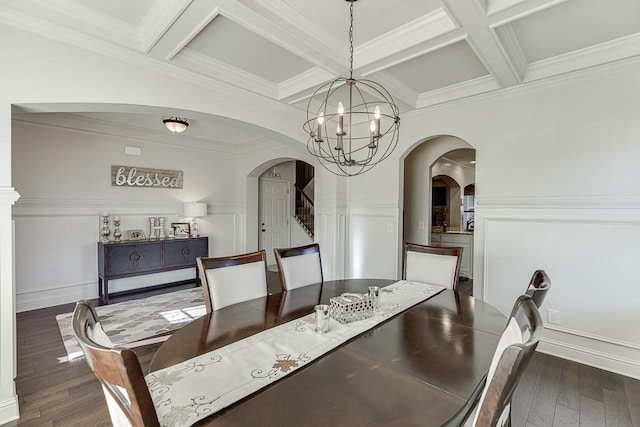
[259,179,290,265]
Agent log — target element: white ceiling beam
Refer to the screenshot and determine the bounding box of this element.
[353,9,457,72]
[139,0,192,54]
[221,0,345,77]
[146,0,225,61]
[486,0,570,25]
[174,49,278,99]
[442,0,522,87]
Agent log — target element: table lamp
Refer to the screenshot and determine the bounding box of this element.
[183,202,207,237]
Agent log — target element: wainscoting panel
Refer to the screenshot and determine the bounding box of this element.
[348,212,398,280]
[13,199,244,312]
[483,215,640,378]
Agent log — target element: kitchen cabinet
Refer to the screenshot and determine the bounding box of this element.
[431,232,473,279]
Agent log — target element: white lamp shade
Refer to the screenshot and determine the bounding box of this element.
[184,202,207,218]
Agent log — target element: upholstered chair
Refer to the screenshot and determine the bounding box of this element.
[443,294,544,426]
[197,250,269,312]
[72,300,160,427]
[274,243,323,291]
[525,269,551,308]
[402,242,463,290]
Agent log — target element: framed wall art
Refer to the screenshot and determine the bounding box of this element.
[127,229,145,240]
[172,222,191,238]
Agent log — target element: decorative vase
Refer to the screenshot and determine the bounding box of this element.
[100,213,111,242]
[113,219,122,242]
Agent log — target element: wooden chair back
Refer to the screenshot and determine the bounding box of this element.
[443,294,544,426]
[402,242,463,290]
[72,300,159,427]
[525,269,551,308]
[273,243,323,291]
[197,250,268,313]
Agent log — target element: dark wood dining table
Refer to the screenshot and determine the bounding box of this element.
[150,279,507,426]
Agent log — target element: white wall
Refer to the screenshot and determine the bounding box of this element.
[3,18,640,423]
[351,61,640,379]
[11,117,249,311]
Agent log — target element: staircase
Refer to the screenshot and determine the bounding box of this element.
[294,184,314,239]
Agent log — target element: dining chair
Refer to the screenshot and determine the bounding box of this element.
[72,300,160,427]
[273,243,323,291]
[402,242,463,290]
[442,294,544,426]
[525,269,551,308]
[197,250,269,312]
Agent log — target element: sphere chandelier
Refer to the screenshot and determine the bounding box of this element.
[303,0,400,177]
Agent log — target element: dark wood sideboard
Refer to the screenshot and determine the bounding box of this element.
[97,237,208,304]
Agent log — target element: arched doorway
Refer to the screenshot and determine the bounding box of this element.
[402,137,475,287]
[255,160,315,266]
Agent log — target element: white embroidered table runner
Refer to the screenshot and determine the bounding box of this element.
[145,280,444,426]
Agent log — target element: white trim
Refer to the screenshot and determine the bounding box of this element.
[0,187,20,205]
[538,338,640,380]
[477,194,640,209]
[0,397,19,425]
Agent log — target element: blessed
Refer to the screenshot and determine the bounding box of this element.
[113,166,183,188]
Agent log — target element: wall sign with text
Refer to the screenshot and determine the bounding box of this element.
[111,165,183,189]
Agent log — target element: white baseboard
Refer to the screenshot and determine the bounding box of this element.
[538,337,640,380]
[0,396,19,425]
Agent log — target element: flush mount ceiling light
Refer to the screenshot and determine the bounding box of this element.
[162,117,189,133]
[303,0,400,177]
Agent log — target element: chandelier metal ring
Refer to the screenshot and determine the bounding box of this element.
[303,0,400,177]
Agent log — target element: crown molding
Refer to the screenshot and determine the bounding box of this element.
[354,9,456,72]
[249,0,344,61]
[524,32,640,83]
[20,0,143,51]
[363,71,418,111]
[278,67,336,102]
[486,0,568,23]
[416,75,499,108]
[176,48,277,99]
[11,114,279,157]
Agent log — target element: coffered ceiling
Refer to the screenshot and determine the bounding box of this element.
[4,0,640,145]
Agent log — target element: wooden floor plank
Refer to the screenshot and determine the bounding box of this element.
[513,351,545,424]
[557,358,581,410]
[579,364,605,402]
[553,404,579,427]
[580,396,606,427]
[624,377,640,427]
[528,354,563,427]
[604,389,633,427]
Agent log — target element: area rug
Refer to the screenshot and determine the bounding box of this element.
[56,287,206,359]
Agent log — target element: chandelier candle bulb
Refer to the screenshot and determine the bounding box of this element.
[369,121,376,148]
[374,106,381,137]
[316,112,324,142]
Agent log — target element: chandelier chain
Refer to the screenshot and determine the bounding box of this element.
[349,1,354,79]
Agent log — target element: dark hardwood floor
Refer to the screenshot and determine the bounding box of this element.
[2,275,639,426]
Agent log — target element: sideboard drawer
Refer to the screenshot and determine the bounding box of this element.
[164,238,208,268]
[103,242,162,276]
